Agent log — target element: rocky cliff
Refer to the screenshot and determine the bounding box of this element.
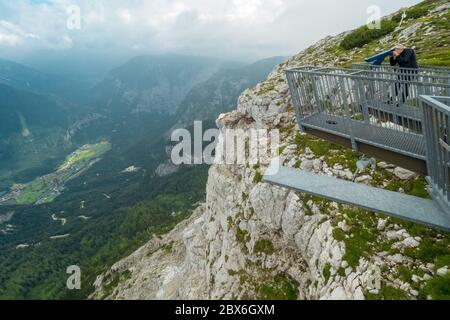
[91,1,450,300]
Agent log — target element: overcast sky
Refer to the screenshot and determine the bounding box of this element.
[0,0,422,64]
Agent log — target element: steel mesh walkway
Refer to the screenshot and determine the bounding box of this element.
[264,167,450,231]
[286,66,450,160]
[302,112,426,159]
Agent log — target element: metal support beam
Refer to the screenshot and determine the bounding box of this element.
[263,167,450,232]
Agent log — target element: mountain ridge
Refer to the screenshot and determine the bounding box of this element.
[174,56,287,126]
[89,54,238,115]
[0,50,286,299]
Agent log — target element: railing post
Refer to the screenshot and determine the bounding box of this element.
[286,70,306,132]
[420,95,450,214]
[312,75,323,113]
[421,98,434,178]
[356,78,370,124]
[339,77,358,151]
[447,77,450,97]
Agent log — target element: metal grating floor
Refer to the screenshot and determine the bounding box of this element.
[264,167,450,231]
[364,99,423,122]
[302,113,426,160]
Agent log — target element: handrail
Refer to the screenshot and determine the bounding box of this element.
[288,64,450,80]
[354,62,450,70]
[286,68,450,88]
[353,62,450,74]
[285,67,450,160]
[420,95,450,212]
[420,95,450,113]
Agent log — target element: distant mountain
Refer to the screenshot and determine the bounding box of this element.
[0,52,289,299]
[175,56,287,126]
[0,84,75,189]
[17,50,129,87]
[0,84,70,137]
[89,54,241,115]
[0,58,90,102]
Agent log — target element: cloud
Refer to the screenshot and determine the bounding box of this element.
[0,32,21,46]
[0,20,39,46]
[0,0,422,60]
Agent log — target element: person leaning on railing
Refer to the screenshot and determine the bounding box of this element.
[389,44,419,104]
[390,44,419,69]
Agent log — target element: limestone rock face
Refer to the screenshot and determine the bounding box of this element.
[91,2,449,300]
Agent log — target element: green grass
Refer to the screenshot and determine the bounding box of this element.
[257,274,299,300]
[293,132,360,172]
[101,270,132,299]
[257,85,276,96]
[160,241,175,254]
[101,273,121,299]
[418,47,450,67]
[435,256,450,270]
[384,177,431,199]
[10,142,112,205]
[340,19,397,50]
[253,239,275,255]
[423,273,450,300]
[337,267,346,277]
[277,146,287,155]
[59,141,111,171]
[365,285,409,300]
[343,223,377,269]
[253,171,263,184]
[227,216,234,232]
[392,5,430,22]
[301,194,333,216]
[333,208,381,269]
[333,228,346,241]
[323,263,332,284]
[16,191,44,205]
[404,238,450,263]
[236,227,251,245]
[397,265,414,283]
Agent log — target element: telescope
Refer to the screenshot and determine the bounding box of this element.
[365,48,395,65]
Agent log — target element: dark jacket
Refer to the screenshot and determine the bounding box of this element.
[390,48,419,69]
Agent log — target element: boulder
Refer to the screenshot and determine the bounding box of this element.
[402,237,421,248]
[300,160,315,172]
[437,267,449,277]
[355,175,373,185]
[394,167,417,180]
[377,219,387,231]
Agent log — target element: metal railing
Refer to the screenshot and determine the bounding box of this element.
[286,67,450,159]
[353,62,450,75]
[353,62,450,90]
[420,95,450,212]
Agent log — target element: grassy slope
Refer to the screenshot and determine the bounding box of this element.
[264,0,448,72]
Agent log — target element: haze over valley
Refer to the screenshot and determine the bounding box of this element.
[0,51,285,298]
[4,0,450,302]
